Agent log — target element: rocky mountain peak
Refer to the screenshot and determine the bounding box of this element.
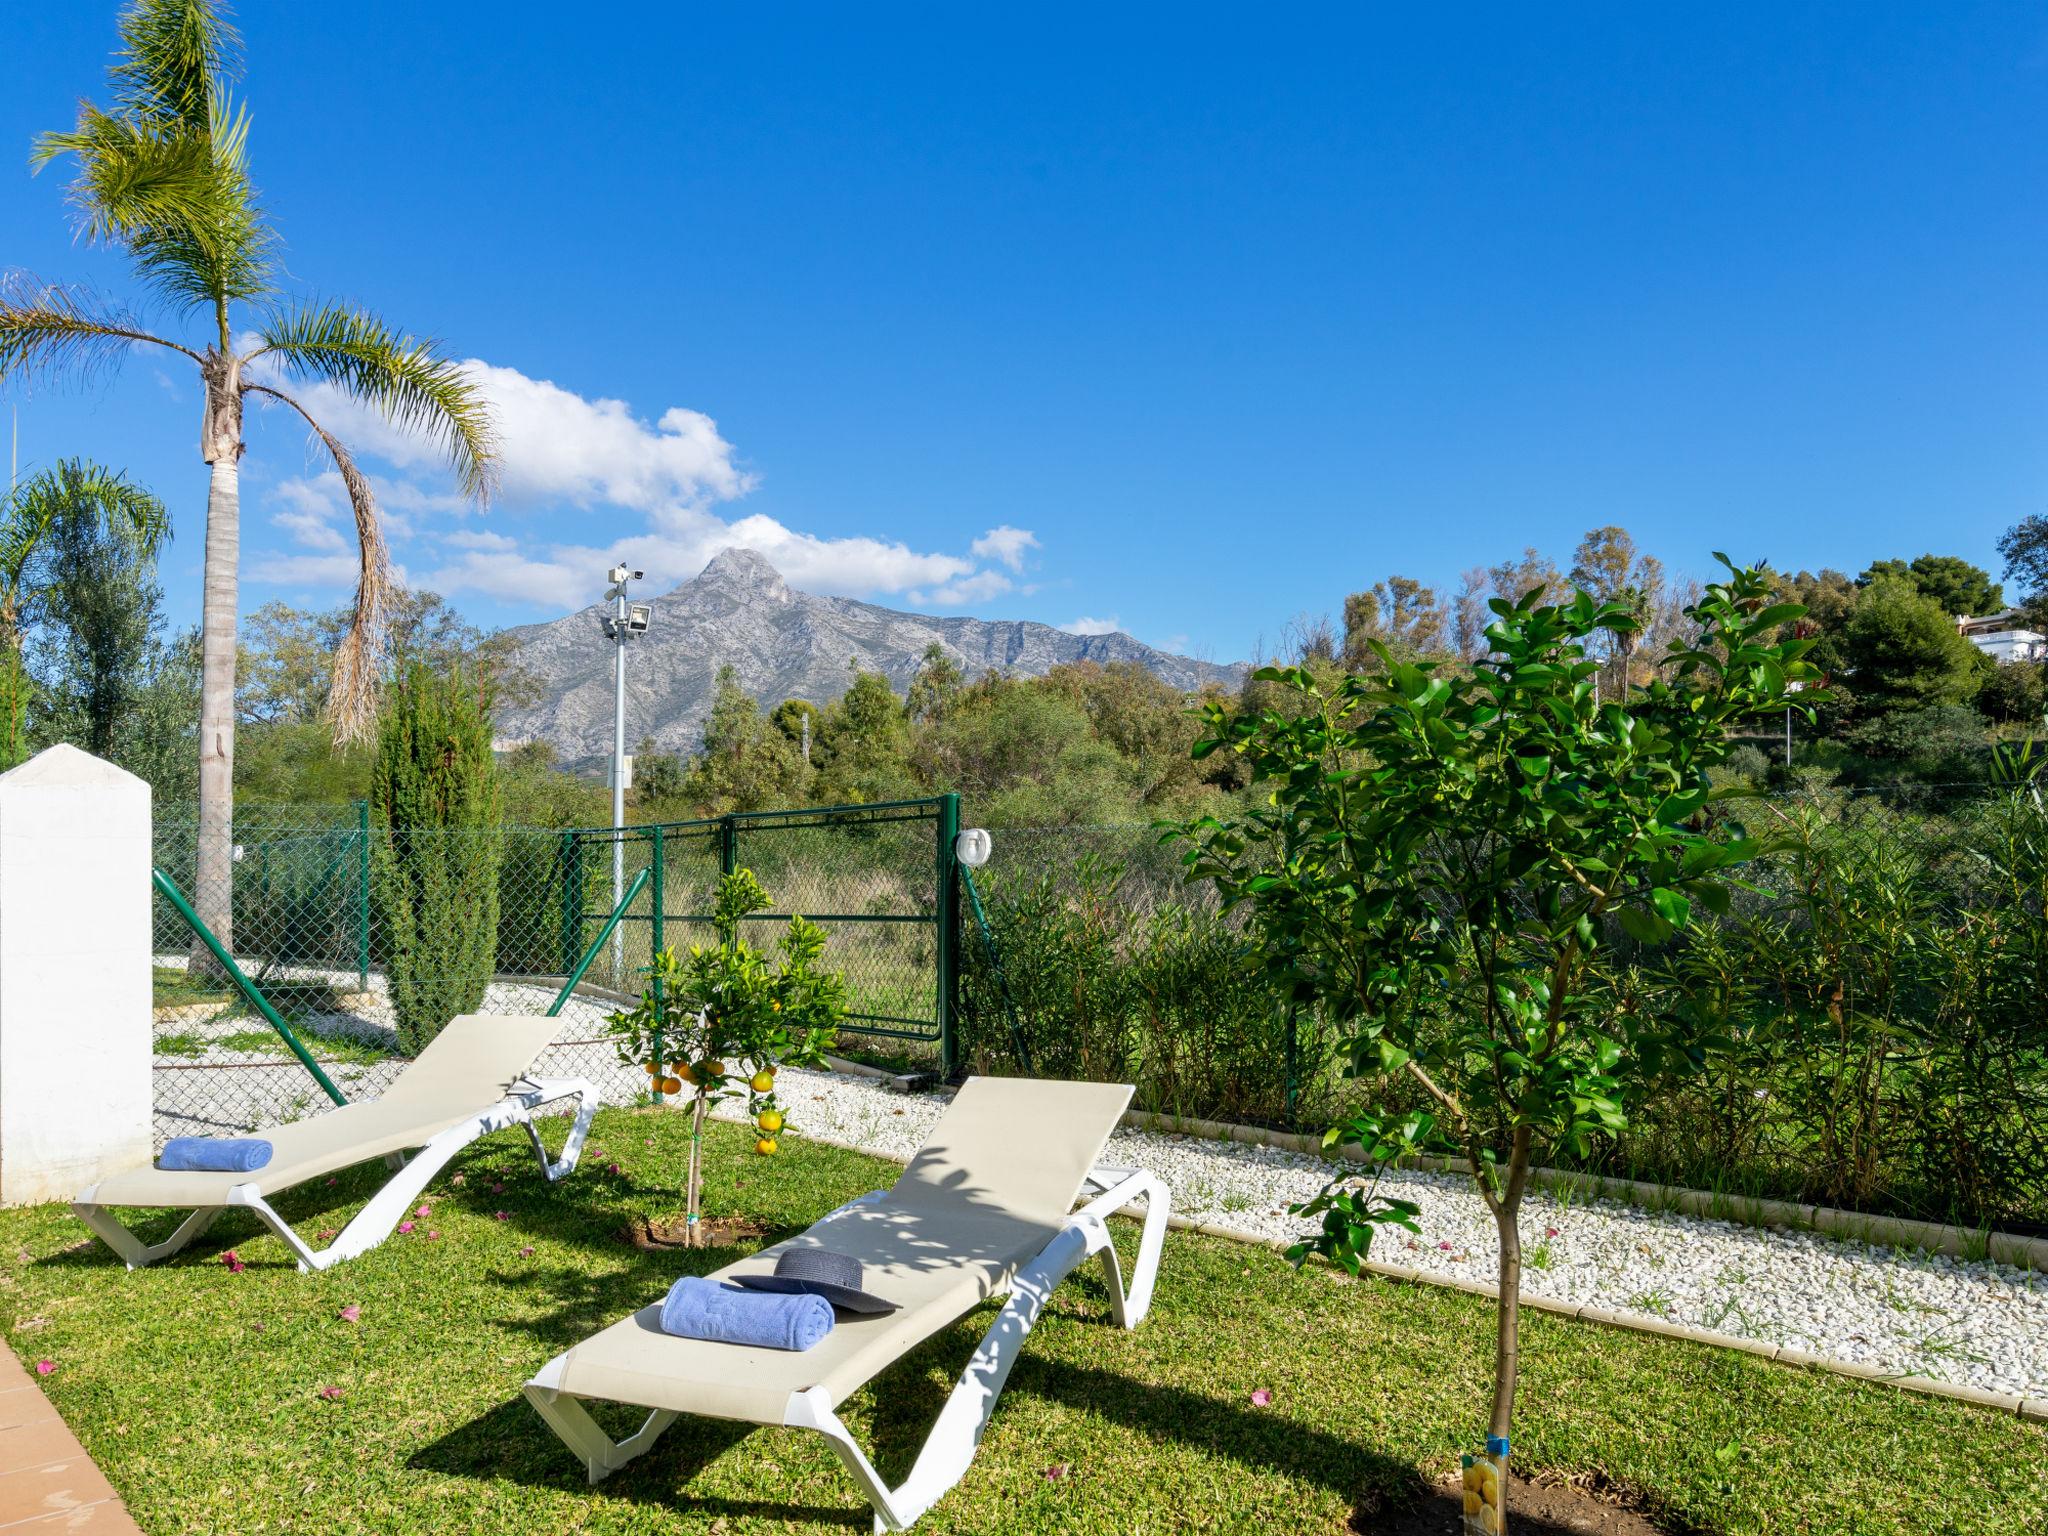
[687,545,791,601]
[496,556,1247,764]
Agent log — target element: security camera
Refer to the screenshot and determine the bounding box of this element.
[607,563,630,585]
[631,569,646,581]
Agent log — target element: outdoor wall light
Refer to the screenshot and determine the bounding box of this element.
[955,828,993,868]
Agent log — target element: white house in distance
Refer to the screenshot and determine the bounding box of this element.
[1957,610,2048,665]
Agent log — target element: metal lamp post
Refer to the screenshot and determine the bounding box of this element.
[600,566,652,975]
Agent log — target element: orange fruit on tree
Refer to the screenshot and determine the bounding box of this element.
[659,1076,682,1095]
[701,1060,726,1080]
[755,1137,778,1156]
[756,1109,784,1134]
[749,1069,775,1093]
[674,1062,696,1084]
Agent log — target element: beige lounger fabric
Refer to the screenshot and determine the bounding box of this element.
[80,1013,565,1207]
[549,1076,1134,1423]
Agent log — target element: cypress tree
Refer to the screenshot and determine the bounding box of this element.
[372,661,503,1053]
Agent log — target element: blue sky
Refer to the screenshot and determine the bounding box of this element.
[4,2,2046,662]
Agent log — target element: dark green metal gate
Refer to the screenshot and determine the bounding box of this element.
[561,794,962,1072]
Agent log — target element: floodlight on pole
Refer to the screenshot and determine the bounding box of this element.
[600,567,652,974]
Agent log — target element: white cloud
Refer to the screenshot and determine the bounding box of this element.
[292,360,752,511]
[1061,615,1121,636]
[251,356,1043,616]
[971,525,1038,572]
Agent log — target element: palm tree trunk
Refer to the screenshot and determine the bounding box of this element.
[194,364,242,955]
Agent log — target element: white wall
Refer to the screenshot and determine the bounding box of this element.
[0,746,152,1204]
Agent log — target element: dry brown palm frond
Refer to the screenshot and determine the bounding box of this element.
[245,381,389,742]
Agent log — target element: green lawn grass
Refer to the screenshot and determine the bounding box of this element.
[0,1109,2040,1534]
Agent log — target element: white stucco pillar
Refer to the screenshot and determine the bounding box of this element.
[0,745,152,1204]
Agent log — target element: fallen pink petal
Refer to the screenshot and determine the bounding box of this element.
[493,1210,511,1221]
[414,1204,431,1218]
[318,1386,343,1401]
[337,1305,360,1323]
[396,1221,414,1234]
[426,1230,440,1241]
[1438,1240,1454,1251]
[1042,1463,1069,1481]
[221,1250,245,1273]
[449,1174,465,1186]
[519,1246,535,1257]
[32,1359,53,1377]
[1250,1388,1273,1407]
[491,1182,505,1194]
[1545,1226,1560,1238]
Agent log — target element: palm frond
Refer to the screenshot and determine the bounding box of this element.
[108,0,241,133]
[245,383,391,742]
[31,1,271,314]
[250,302,497,503]
[0,273,198,386]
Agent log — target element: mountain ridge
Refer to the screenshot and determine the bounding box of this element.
[493,547,1246,760]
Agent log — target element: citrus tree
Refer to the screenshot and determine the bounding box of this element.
[608,869,846,1246]
[1175,558,1815,1521]
[6,0,494,946]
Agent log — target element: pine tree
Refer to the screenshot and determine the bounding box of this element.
[372,661,503,1053]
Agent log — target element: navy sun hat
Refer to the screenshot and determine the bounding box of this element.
[731,1248,898,1314]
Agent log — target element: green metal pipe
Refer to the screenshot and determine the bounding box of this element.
[151,866,349,1108]
[936,792,960,1077]
[547,865,652,1016]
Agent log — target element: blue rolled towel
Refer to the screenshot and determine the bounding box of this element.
[658,1275,833,1351]
[157,1137,273,1173]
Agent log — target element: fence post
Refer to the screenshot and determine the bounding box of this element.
[717,814,737,878]
[355,798,371,992]
[651,824,666,1103]
[936,792,961,1077]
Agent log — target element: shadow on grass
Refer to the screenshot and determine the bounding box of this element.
[407,1395,865,1529]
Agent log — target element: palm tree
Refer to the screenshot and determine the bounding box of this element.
[1,0,495,947]
[0,458,170,766]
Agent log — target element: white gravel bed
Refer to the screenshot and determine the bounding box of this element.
[758,1065,2048,1401]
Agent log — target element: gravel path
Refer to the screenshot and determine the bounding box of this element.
[755,1065,2048,1402]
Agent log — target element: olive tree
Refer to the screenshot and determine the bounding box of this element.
[1175,559,1814,1510]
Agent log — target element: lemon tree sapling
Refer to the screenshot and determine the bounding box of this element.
[607,869,847,1246]
[1176,560,1817,1525]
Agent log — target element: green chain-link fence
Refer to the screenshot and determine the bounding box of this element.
[148,794,962,1148]
[953,784,2048,1229]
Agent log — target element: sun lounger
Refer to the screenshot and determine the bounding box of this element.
[523,1076,1168,1532]
[74,1013,597,1272]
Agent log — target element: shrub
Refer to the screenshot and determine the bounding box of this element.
[371,662,503,1054]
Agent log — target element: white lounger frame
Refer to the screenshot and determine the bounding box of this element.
[74,1077,598,1274]
[524,1165,1170,1533]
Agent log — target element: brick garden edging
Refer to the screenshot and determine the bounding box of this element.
[0,1338,145,1531]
